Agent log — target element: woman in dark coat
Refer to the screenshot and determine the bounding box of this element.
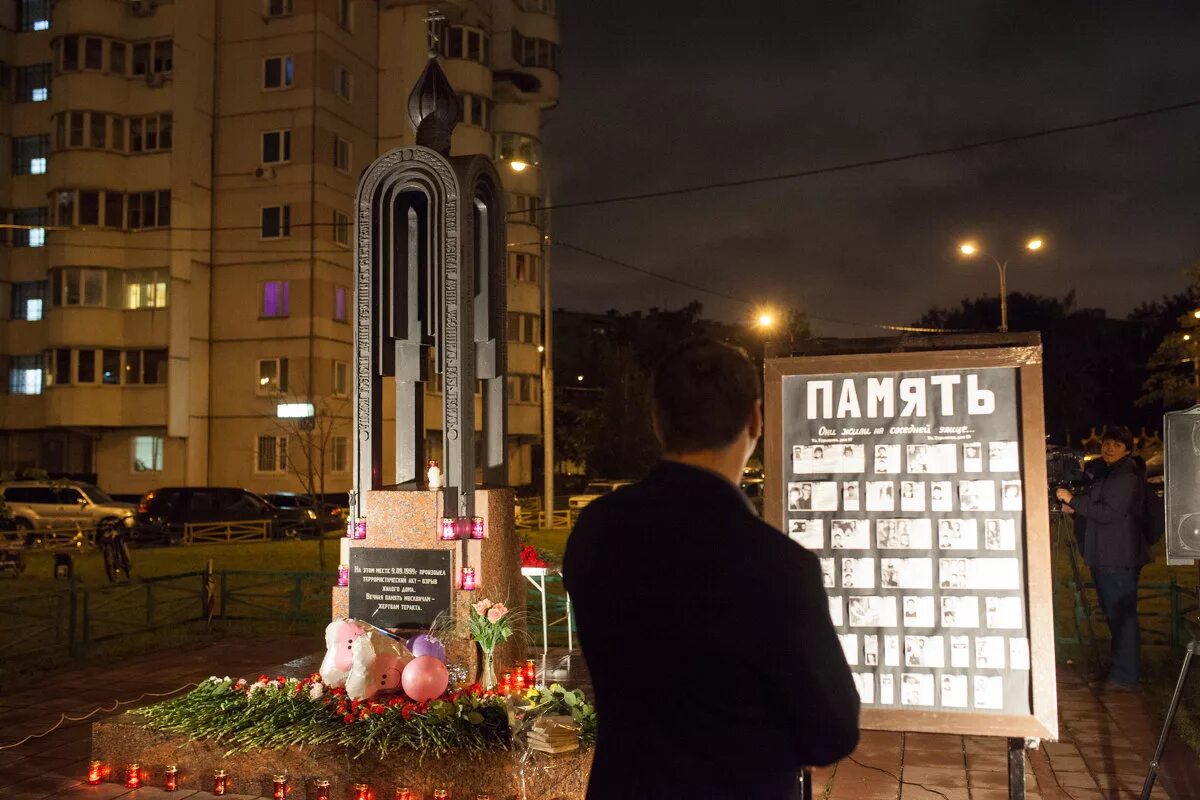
[1056,426,1150,690]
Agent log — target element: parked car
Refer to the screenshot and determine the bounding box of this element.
[567,480,635,512]
[0,481,135,535]
[132,487,320,545]
[265,493,347,535]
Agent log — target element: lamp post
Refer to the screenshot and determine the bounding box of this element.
[957,237,1044,333]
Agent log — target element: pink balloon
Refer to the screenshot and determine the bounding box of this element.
[333,622,366,671]
[401,655,449,702]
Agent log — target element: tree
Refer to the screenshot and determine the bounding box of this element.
[1137,269,1200,410]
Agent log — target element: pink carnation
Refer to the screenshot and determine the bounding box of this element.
[487,604,508,624]
[473,599,493,616]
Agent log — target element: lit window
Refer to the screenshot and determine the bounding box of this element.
[257,358,289,394]
[9,355,42,395]
[30,158,45,174]
[261,281,290,318]
[261,205,291,238]
[123,349,168,384]
[125,269,168,309]
[11,281,45,321]
[264,56,294,90]
[495,133,540,167]
[28,227,45,247]
[331,435,349,472]
[332,360,349,397]
[262,129,291,164]
[334,286,348,322]
[132,436,164,472]
[20,0,51,33]
[332,211,350,246]
[12,135,48,176]
[256,435,289,473]
[17,64,50,102]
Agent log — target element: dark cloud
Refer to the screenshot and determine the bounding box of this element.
[541,1,1200,334]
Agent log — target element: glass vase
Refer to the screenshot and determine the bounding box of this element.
[480,647,497,690]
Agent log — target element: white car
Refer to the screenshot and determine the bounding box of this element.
[568,480,634,511]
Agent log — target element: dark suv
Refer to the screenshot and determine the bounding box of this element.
[265,493,347,535]
[133,487,319,545]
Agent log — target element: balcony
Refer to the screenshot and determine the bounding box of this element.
[0,384,168,429]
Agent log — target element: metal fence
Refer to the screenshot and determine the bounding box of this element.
[1056,578,1196,649]
[183,521,273,544]
[514,498,575,530]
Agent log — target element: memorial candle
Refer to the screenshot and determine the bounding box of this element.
[395,789,413,800]
[272,775,287,800]
[427,460,442,490]
[352,519,367,540]
[213,769,228,796]
[433,790,449,799]
[469,516,485,539]
[315,780,330,800]
[523,659,536,684]
[164,765,179,792]
[87,761,103,786]
[353,783,370,800]
[460,566,477,591]
[125,764,141,789]
[337,565,349,587]
[440,517,458,541]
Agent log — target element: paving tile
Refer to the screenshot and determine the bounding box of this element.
[900,766,969,789]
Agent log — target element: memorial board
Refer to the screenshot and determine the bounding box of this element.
[765,339,1058,739]
[349,547,452,629]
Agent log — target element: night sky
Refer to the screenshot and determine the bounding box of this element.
[541,2,1200,336]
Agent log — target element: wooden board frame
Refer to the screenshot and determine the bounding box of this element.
[764,340,1058,740]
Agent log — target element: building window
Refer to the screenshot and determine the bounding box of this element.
[11,281,45,321]
[337,0,353,30]
[127,112,173,153]
[335,66,353,101]
[105,191,124,228]
[102,349,120,384]
[512,31,559,71]
[442,26,490,65]
[494,133,540,167]
[257,358,288,394]
[132,436,163,472]
[261,205,291,238]
[127,190,171,229]
[85,37,104,70]
[333,286,348,322]
[110,41,126,74]
[131,39,172,77]
[516,0,556,12]
[507,312,541,344]
[507,252,541,283]
[49,348,70,386]
[77,348,96,383]
[16,64,50,102]
[124,269,168,309]
[459,94,492,129]
[264,56,294,90]
[124,349,168,385]
[332,211,350,246]
[332,360,349,397]
[331,435,349,473]
[261,280,290,317]
[256,435,289,473]
[55,267,107,307]
[18,0,51,31]
[506,193,542,226]
[9,355,42,395]
[507,374,540,403]
[266,0,293,17]
[262,129,291,164]
[13,207,47,247]
[152,40,173,73]
[12,135,48,175]
[333,136,351,172]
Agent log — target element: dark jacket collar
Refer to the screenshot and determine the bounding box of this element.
[645,459,757,514]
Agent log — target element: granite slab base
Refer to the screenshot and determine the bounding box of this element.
[91,712,591,800]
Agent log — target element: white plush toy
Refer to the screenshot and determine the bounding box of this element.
[319,618,367,687]
[345,629,414,700]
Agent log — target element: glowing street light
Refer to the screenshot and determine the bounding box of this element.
[755,309,777,330]
[956,236,1046,333]
[509,161,528,172]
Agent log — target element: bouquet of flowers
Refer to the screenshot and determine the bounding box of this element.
[520,544,548,568]
[469,599,513,690]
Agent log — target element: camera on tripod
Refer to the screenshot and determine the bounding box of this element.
[1046,445,1085,514]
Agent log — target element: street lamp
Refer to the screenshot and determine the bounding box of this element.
[957,237,1045,333]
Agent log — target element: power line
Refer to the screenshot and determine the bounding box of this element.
[551,238,957,334]
[533,98,1200,215]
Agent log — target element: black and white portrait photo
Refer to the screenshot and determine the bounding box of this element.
[848,596,899,627]
[989,441,1020,473]
[787,482,812,510]
[793,444,867,474]
[819,557,835,588]
[950,635,971,668]
[937,519,979,550]
[929,480,953,512]
[880,557,933,589]
[863,635,879,666]
[939,558,967,588]
[841,557,876,589]
[788,481,839,511]
[902,595,935,627]
[838,633,859,666]
[884,635,900,667]
[874,444,901,474]
[842,481,861,512]
[901,673,934,707]
[962,442,983,473]
[1001,479,1023,511]
[957,479,996,512]
[787,518,824,549]
[975,636,1006,669]
[974,675,1004,710]
[866,480,895,512]
[941,674,969,708]
[909,443,957,473]
[940,595,980,628]
[984,518,1016,550]
[831,519,871,549]
[985,596,1024,629]
[877,518,932,550]
[904,635,945,668]
[900,480,925,512]
[906,444,929,473]
[879,673,894,705]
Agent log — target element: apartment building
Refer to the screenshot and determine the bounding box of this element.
[0,0,558,495]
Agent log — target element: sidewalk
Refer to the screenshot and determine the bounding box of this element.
[0,638,1194,800]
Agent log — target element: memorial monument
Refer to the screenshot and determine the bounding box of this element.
[331,24,525,675]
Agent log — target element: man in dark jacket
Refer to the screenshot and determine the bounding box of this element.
[1057,426,1150,690]
[563,337,860,800]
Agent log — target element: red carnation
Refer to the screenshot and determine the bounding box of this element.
[469,683,483,696]
[258,674,271,683]
[343,714,354,724]
[401,704,415,720]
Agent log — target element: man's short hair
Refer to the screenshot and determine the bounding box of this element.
[1101,425,1135,451]
[652,337,760,453]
